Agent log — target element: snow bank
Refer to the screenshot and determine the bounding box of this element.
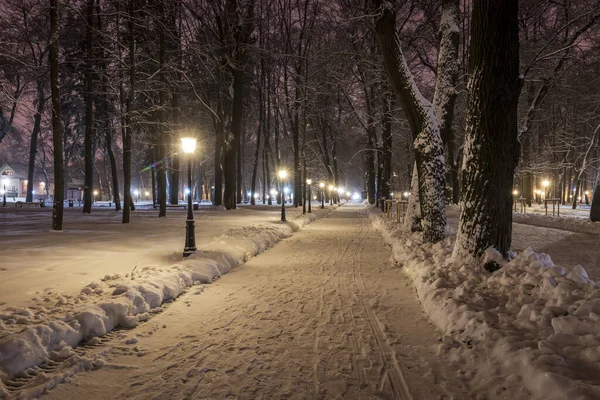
[512,212,600,235]
[0,208,331,390]
[369,208,600,400]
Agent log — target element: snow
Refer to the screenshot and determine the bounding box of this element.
[2,205,472,399]
[370,207,600,399]
[0,204,332,390]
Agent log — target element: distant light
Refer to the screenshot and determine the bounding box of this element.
[247,191,252,197]
[32,190,35,194]
[313,196,317,200]
[306,179,312,185]
[253,193,259,198]
[585,191,589,195]
[319,182,325,188]
[513,190,518,196]
[185,188,191,194]
[283,187,289,194]
[145,191,150,196]
[337,187,344,194]
[403,191,410,198]
[328,185,334,191]
[542,180,549,187]
[346,191,350,196]
[93,190,98,195]
[133,190,139,196]
[278,170,287,179]
[352,192,360,200]
[270,189,277,196]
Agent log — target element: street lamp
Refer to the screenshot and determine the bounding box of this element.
[278,170,287,221]
[319,182,325,208]
[181,136,198,257]
[513,190,519,196]
[93,190,98,203]
[542,180,550,198]
[328,185,334,205]
[133,189,139,203]
[306,179,312,213]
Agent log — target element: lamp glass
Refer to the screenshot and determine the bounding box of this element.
[306,179,312,185]
[319,182,325,188]
[181,137,197,154]
[278,170,287,179]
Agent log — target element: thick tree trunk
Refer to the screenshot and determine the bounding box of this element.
[373,0,447,243]
[591,185,600,222]
[453,0,520,260]
[50,0,64,230]
[122,0,135,224]
[379,91,393,205]
[26,82,45,203]
[83,0,95,214]
[224,69,244,209]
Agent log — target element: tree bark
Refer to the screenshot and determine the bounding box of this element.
[453,0,520,260]
[83,0,95,214]
[122,0,135,224]
[26,81,45,203]
[373,0,447,243]
[591,185,600,222]
[50,0,65,230]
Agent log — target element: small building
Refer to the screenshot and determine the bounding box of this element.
[0,163,54,200]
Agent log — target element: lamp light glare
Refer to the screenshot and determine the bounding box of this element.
[181,137,197,154]
[278,170,288,179]
[306,179,312,185]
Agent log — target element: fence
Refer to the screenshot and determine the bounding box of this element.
[384,199,409,224]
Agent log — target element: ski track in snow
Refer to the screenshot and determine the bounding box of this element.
[37,206,469,400]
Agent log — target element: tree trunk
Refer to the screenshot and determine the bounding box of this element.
[83,0,95,214]
[453,0,520,260]
[50,0,65,230]
[591,185,600,222]
[26,82,45,203]
[373,0,447,243]
[122,0,135,224]
[224,68,244,209]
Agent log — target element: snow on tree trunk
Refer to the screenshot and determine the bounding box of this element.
[453,0,520,261]
[373,0,447,243]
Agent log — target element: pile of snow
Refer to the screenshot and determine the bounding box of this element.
[0,208,331,391]
[370,208,600,400]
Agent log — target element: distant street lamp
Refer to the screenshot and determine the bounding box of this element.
[145,191,150,201]
[306,179,312,213]
[542,180,550,198]
[513,190,519,196]
[181,136,198,257]
[328,185,334,205]
[133,189,139,203]
[279,170,287,221]
[93,190,98,203]
[319,182,325,208]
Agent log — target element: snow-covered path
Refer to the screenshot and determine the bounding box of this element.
[41,205,466,400]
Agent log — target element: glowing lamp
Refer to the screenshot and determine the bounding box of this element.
[319,182,325,188]
[306,179,312,185]
[278,170,287,179]
[181,137,197,154]
[542,180,549,188]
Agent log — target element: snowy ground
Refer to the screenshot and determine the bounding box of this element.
[2,205,471,399]
[1,203,599,399]
[0,204,315,306]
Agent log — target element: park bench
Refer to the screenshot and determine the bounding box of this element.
[15,201,40,208]
[165,204,187,210]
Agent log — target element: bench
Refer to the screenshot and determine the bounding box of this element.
[15,201,40,208]
[165,204,187,210]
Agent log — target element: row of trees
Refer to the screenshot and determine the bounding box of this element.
[1,0,599,261]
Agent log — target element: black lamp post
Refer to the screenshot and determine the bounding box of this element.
[279,170,287,221]
[182,136,197,257]
[319,182,325,208]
